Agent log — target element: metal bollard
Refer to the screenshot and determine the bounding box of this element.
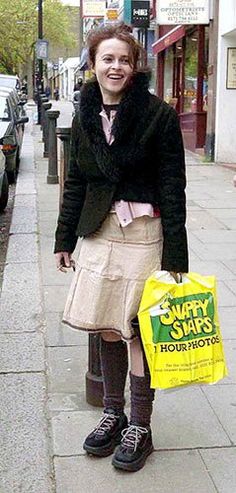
[40,95,48,132]
[42,102,52,157]
[56,127,71,207]
[57,126,104,407]
[86,334,103,407]
[46,109,60,184]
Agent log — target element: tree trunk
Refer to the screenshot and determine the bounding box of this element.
[26,58,34,100]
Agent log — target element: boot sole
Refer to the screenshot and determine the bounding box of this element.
[112,444,154,472]
[83,431,123,458]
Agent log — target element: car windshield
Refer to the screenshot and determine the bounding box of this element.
[0,96,11,121]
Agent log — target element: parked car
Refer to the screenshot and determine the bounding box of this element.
[0,89,28,184]
[0,86,27,123]
[0,74,20,91]
[0,148,8,212]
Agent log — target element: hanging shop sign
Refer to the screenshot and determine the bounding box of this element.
[36,39,49,60]
[226,48,236,90]
[131,0,150,28]
[82,0,106,17]
[157,0,210,25]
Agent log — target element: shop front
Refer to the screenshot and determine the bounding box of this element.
[153,23,209,152]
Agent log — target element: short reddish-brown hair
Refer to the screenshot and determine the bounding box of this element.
[86,22,145,70]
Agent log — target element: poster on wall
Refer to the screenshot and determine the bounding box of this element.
[157,0,210,25]
[226,48,236,89]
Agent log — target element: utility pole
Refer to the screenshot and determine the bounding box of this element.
[37,0,44,124]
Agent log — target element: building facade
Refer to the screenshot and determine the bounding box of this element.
[215,0,236,163]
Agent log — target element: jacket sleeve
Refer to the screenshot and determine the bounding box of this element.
[54,114,87,253]
[156,107,188,272]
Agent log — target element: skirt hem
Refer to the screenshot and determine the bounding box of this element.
[62,318,136,342]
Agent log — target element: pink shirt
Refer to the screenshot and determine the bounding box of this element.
[100,108,160,227]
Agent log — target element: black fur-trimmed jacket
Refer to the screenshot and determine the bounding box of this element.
[54,72,188,272]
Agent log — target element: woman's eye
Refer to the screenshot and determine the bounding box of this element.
[103,56,113,63]
[120,59,129,65]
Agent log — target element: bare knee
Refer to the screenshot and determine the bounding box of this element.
[101,331,121,342]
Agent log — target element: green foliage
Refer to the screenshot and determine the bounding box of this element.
[185,40,198,79]
[0,0,76,73]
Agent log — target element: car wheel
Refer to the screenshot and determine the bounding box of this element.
[7,169,17,184]
[0,172,9,212]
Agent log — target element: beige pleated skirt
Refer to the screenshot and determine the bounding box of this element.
[62,213,163,341]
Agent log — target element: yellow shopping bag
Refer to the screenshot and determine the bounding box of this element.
[138,271,228,389]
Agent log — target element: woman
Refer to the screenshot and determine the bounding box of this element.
[54,22,188,472]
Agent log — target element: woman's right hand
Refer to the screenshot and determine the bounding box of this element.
[55,252,75,273]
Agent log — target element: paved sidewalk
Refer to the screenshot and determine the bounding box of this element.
[1,100,236,492]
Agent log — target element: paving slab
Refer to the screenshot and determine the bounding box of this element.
[215,218,236,229]
[222,260,236,275]
[200,448,236,493]
[41,262,73,286]
[195,199,236,209]
[224,279,236,296]
[52,409,104,455]
[48,392,92,414]
[10,205,37,234]
[0,332,45,372]
[210,208,236,219]
[187,210,227,230]
[45,312,88,347]
[0,262,42,333]
[0,374,52,493]
[6,233,38,263]
[192,230,236,243]
[152,386,230,449]
[188,260,236,281]
[218,307,236,339]
[201,385,236,444]
[217,281,236,307]
[54,450,216,493]
[14,193,37,207]
[47,346,88,393]
[219,340,236,385]
[15,177,36,195]
[44,285,69,312]
[39,215,58,229]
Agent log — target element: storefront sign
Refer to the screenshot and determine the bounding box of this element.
[82,0,106,17]
[157,0,210,25]
[131,0,150,28]
[105,8,119,21]
[226,48,236,89]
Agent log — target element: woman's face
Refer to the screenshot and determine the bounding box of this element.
[93,38,134,104]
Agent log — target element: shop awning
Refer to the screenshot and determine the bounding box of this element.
[152,25,185,55]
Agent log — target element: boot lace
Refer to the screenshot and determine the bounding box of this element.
[120,425,148,452]
[92,413,119,436]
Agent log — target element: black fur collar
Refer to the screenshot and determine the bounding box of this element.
[79,72,151,183]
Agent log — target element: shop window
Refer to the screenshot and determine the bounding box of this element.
[184,30,198,112]
[163,48,174,103]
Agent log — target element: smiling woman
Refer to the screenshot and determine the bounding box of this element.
[54,21,188,473]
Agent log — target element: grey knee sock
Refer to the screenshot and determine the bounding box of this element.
[100,339,128,413]
[130,347,155,427]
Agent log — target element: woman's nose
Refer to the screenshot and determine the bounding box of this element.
[111,59,121,69]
